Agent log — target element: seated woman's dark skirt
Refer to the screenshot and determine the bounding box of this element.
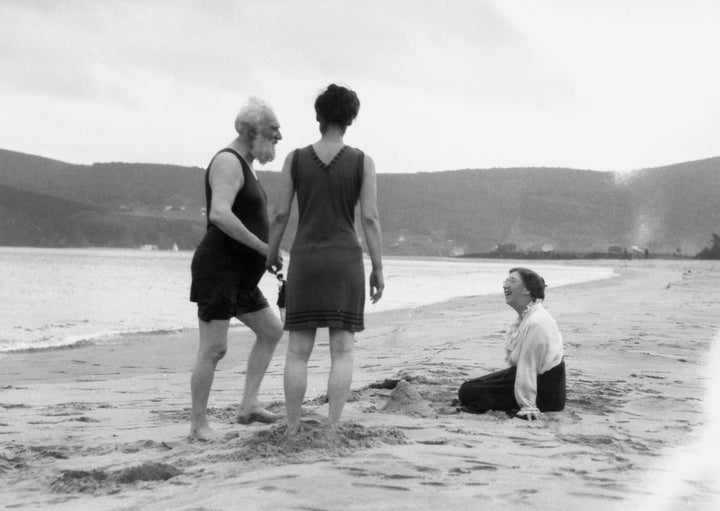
[457,360,566,413]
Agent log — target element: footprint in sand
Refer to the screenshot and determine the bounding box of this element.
[0,449,26,474]
[114,462,181,484]
[567,491,624,501]
[467,461,500,471]
[120,439,174,453]
[50,462,182,494]
[623,395,684,413]
[30,446,70,459]
[340,467,372,477]
[416,438,448,445]
[235,474,299,487]
[258,484,298,495]
[69,416,100,423]
[413,465,442,474]
[0,403,29,409]
[50,469,108,494]
[383,474,417,480]
[351,482,411,492]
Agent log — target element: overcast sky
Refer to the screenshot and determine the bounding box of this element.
[1,0,718,173]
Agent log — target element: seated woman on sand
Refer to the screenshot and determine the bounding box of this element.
[458,267,566,420]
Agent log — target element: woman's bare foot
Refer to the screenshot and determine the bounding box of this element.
[189,415,219,441]
[189,424,220,441]
[285,422,302,436]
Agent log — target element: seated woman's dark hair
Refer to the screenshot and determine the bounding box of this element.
[509,267,546,300]
[315,84,360,130]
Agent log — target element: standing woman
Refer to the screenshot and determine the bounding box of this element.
[266,84,384,434]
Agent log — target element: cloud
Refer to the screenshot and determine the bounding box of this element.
[0,0,718,171]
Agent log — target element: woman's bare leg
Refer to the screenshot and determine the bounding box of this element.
[327,328,354,425]
[284,329,316,434]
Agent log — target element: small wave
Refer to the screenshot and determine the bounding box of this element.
[116,327,188,337]
[0,326,187,354]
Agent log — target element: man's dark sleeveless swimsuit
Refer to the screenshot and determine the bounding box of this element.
[189,148,269,320]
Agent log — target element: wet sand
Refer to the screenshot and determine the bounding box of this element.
[1,259,719,510]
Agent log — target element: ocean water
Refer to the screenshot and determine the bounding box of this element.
[0,247,616,353]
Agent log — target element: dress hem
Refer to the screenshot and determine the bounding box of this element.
[284,320,364,333]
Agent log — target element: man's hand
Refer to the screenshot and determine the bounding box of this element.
[266,253,284,274]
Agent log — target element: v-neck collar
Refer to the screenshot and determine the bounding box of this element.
[310,145,347,171]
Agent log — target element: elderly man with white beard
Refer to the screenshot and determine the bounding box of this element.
[188,97,284,441]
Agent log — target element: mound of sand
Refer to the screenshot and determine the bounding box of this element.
[381,380,437,418]
[208,419,409,463]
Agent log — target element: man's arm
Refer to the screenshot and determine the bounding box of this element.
[208,152,268,256]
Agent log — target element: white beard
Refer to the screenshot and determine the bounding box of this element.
[252,135,276,165]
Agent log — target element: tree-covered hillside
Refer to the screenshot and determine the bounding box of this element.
[1,148,718,254]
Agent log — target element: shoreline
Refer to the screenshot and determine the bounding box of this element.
[2,259,719,510]
[0,259,617,386]
[0,256,617,358]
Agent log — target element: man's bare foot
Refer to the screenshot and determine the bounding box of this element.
[236,406,283,425]
[188,423,219,442]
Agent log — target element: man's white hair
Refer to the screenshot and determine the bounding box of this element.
[234,97,274,137]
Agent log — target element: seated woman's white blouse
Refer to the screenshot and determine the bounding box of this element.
[504,301,563,414]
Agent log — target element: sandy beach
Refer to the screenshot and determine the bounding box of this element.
[1,259,719,510]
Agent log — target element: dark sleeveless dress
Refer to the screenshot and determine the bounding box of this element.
[189,148,269,321]
[285,145,365,332]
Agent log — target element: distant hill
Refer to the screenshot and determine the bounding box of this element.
[0,184,102,246]
[0,149,206,210]
[0,183,204,249]
[1,147,718,254]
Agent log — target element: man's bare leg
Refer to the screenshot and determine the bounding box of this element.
[189,319,230,440]
[328,328,354,426]
[236,307,284,422]
[284,329,316,434]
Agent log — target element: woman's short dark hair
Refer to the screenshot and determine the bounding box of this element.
[315,84,360,128]
[509,267,546,300]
